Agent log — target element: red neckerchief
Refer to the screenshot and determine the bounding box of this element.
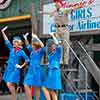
[31,48,40,55]
[35,48,40,52]
[14,47,21,53]
[51,48,56,53]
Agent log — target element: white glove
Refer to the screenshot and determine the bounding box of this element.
[23,32,29,39]
[49,32,55,36]
[16,64,22,69]
[1,26,8,32]
[49,32,59,44]
[45,62,49,65]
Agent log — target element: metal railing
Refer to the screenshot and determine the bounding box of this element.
[61,72,85,100]
[63,40,88,100]
[77,41,100,87]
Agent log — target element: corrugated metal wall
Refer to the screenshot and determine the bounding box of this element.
[0,0,40,18]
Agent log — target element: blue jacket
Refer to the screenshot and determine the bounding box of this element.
[5,40,29,66]
[48,45,62,69]
[26,45,45,68]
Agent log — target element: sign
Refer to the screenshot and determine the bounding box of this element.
[0,0,12,10]
[43,0,100,34]
[53,0,95,9]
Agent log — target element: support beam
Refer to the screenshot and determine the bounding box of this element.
[31,4,38,34]
[71,30,100,36]
[99,87,100,99]
[86,44,100,51]
[77,42,100,87]
[0,15,31,23]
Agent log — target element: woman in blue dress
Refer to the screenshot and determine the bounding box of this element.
[1,27,29,100]
[23,33,45,100]
[42,33,63,100]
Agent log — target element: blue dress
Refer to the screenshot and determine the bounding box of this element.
[3,40,29,84]
[43,45,62,90]
[24,45,45,87]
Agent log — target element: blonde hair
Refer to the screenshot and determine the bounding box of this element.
[32,42,41,49]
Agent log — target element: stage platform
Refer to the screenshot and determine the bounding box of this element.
[0,93,26,100]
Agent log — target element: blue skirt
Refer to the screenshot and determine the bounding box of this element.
[8,68,20,84]
[24,66,45,87]
[43,68,62,90]
[3,64,15,83]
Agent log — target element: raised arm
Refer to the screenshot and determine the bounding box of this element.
[1,26,9,41]
[49,33,59,45]
[23,33,33,52]
[32,33,44,47]
[23,32,29,45]
[1,26,13,50]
